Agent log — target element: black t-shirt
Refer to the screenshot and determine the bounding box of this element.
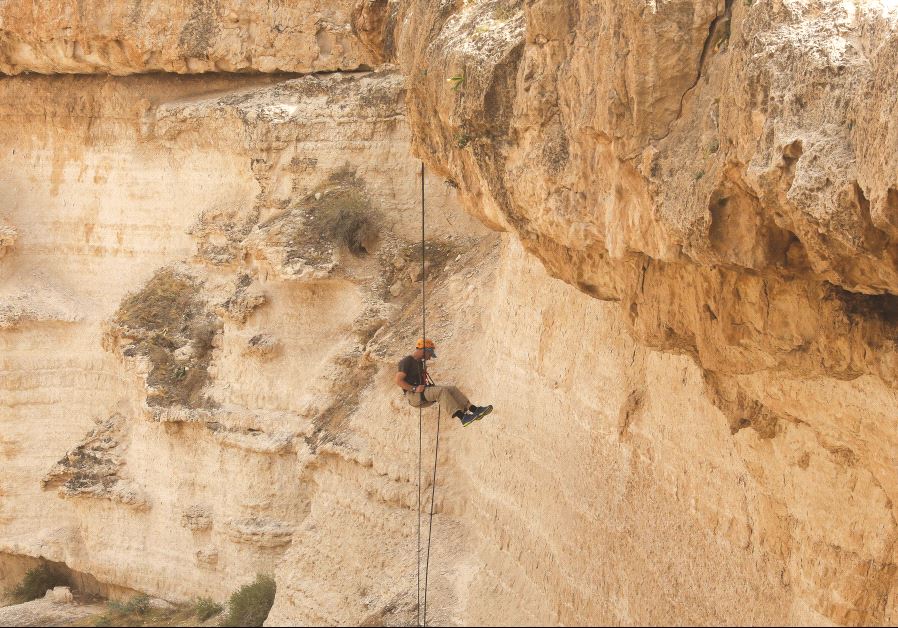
[398,355,427,387]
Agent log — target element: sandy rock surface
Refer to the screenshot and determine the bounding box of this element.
[0,65,488,623]
[387,0,898,623]
[2,0,898,626]
[0,595,102,627]
[0,0,375,75]
[44,586,74,604]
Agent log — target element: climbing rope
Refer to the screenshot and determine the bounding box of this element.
[416,161,442,627]
[417,400,422,626]
[417,159,425,627]
[423,404,440,627]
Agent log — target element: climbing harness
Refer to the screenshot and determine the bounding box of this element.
[416,162,442,627]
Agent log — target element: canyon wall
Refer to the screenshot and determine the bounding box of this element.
[386,0,898,623]
[2,0,898,625]
[0,64,488,618]
[0,0,375,74]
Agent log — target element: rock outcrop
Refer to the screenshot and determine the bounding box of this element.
[3,1,898,626]
[382,0,898,624]
[0,0,376,74]
[42,416,148,509]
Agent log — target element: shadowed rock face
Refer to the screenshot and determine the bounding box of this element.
[392,1,898,376]
[4,1,898,626]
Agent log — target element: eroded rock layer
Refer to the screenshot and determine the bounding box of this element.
[0,0,376,74]
[0,67,488,615]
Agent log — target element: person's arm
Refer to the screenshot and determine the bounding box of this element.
[395,370,424,393]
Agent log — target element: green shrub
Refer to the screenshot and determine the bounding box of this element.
[220,575,276,627]
[454,132,471,149]
[107,593,151,616]
[447,73,465,91]
[194,597,224,621]
[10,563,67,603]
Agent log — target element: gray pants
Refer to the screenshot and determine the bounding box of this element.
[407,385,470,417]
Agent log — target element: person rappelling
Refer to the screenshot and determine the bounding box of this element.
[410,164,493,626]
[396,338,493,426]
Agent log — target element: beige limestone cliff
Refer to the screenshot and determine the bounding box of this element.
[0,66,486,617]
[0,0,376,75]
[3,0,898,626]
[384,0,898,623]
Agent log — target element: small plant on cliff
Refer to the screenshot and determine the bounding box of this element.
[194,597,224,621]
[447,73,465,91]
[219,574,276,627]
[322,200,377,256]
[261,170,382,265]
[9,563,67,602]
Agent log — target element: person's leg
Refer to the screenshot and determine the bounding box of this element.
[423,385,470,418]
[444,386,471,414]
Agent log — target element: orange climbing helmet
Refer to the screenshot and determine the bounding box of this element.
[416,337,437,357]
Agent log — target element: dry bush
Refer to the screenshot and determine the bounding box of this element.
[113,269,219,408]
[305,171,380,256]
[107,593,151,616]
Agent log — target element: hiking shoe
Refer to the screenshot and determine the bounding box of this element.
[459,411,478,427]
[470,405,493,422]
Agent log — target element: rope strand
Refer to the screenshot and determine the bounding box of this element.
[423,405,441,627]
[417,405,422,626]
[418,161,426,627]
[416,161,441,627]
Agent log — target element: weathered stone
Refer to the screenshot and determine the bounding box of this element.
[5,1,898,627]
[44,586,73,604]
[195,548,218,568]
[0,0,376,75]
[180,506,213,531]
[243,333,280,358]
[41,416,149,511]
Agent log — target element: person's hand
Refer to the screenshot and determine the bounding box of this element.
[414,385,425,393]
